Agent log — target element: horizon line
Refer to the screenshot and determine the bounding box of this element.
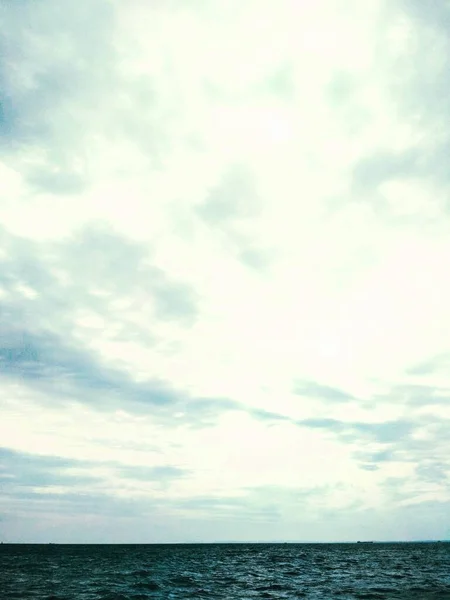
[2,539,449,545]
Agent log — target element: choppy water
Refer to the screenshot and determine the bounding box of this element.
[1,542,450,599]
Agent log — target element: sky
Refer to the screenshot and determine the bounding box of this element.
[1,0,450,544]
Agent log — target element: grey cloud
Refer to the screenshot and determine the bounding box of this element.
[0,327,180,410]
[392,417,450,486]
[1,490,280,541]
[406,355,450,376]
[248,408,290,423]
[0,305,287,425]
[314,0,450,225]
[175,497,244,509]
[0,0,189,196]
[119,465,189,482]
[297,418,416,460]
[181,398,292,425]
[0,0,117,193]
[325,71,372,139]
[407,362,439,377]
[351,149,419,195]
[378,476,428,506]
[166,397,291,429]
[183,397,241,412]
[263,63,295,98]
[299,410,450,488]
[1,489,160,522]
[0,225,287,424]
[0,471,95,490]
[415,461,450,485]
[236,245,272,270]
[0,448,99,494]
[360,464,379,471]
[0,224,199,332]
[218,232,272,271]
[196,164,271,270]
[183,398,241,424]
[349,143,450,223]
[0,223,198,375]
[395,0,450,122]
[372,449,396,462]
[326,71,356,106]
[0,447,88,469]
[346,0,450,217]
[198,165,260,224]
[0,322,268,427]
[170,487,327,521]
[294,381,355,402]
[355,449,396,465]
[0,447,189,503]
[236,484,357,521]
[0,447,282,524]
[244,484,328,502]
[352,420,414,443]
[0,447,287,527]
[298,417,415,445]
[172,496,260,517]
[58,224,199,323]
[348,143,450,224]
[376,383,450,407]
[399,0,450,36]
[299,418,343,430]
[26,170,87,195]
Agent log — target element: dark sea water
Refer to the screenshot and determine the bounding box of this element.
[1,542,450,599]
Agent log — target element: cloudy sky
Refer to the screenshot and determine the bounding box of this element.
[1,0,450,543]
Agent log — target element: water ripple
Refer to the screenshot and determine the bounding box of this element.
[1,542,450,599]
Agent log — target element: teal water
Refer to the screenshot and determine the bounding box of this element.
[1,542,450,599]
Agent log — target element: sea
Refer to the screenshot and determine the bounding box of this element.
[1,542,450,599]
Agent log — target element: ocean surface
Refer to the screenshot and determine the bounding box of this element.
[1,542,450,599]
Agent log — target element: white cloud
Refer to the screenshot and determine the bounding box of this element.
[1,0,450,542]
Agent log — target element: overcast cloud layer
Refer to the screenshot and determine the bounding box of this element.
[1,0,450,543]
